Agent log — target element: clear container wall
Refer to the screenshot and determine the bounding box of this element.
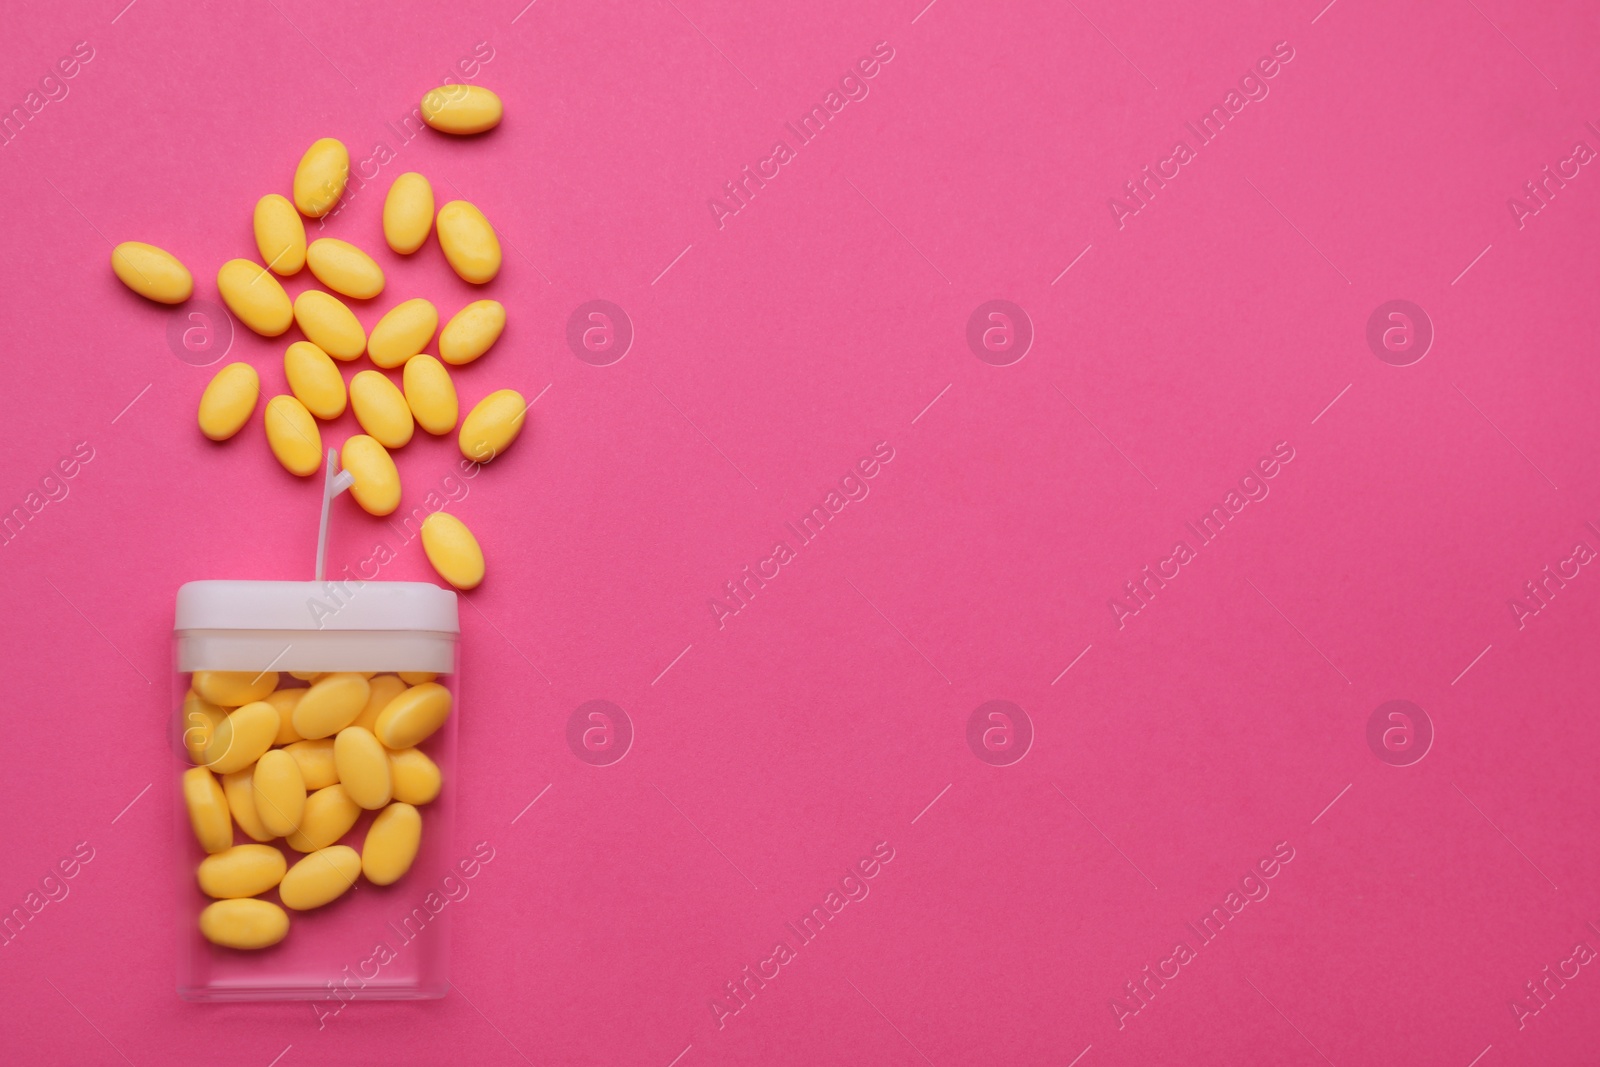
[172,628,459,1002]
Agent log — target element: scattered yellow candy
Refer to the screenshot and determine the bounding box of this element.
[264,395,323,477]
[368,297,438,368]
[306,237,384,299]
[284,341,347,420]
[197,363,260,442]
[421,84,503,134]
[200,898,289,950]
[280,846,361,910]
[293,289,367,361]
[216,258,294,337]
[403,355,458,435]
[341,434,402,516]
[253,749,307,838]
[293,137,350,218]
[438,299,505,365]
[253,194,306,275]
[375,681,453,748]
[383,172,435,254]
[363,803,422,885]
[350,370,415,449]
[420,512,485,590]
[436,200,501,284]
[459,388,525,463]
[111,241,193,304]
[197,844,287,899]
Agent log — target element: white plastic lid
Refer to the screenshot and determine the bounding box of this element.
[175,580,460,634]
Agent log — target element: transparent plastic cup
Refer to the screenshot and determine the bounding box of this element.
[173,579,459,1001]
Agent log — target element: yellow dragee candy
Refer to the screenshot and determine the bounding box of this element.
[436,200,501,284]
[264,395,322,477]
[459,388,525,463]
[181,690,227,764]
[387,748,442,805]
[334,726,392,810]
[367,298,438,369]
[111,241,193,304]
[284,739,339,790]
[204,701,278,775]
[216,259,294,337]
[376,682,453,748]
[222,768,274,843]
[285,786,360,853]
[199,898,289,950]
[383,172,435,254]
[293,137,349,218]
[197,844,287,899]
[293,290,367,361]
[306,238,384,300]
[420,512,485,590]
[421,84,503,134]
[353,674,407,732]
[197,363,259,442]
[253,194,306,275]
[403,355,458,435]
[438,300,505,366]
[183,766,233,854]
[280,846,361,910]
[264,687,304,746]
[293,672,371,739]
[193,670,278,707]
[254,749,306,837]
[362,803,422,885]
[398,671,437,685]
[350,370,415,449]
[340,435,401,517]
[283,341,347,420]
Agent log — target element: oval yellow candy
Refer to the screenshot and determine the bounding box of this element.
[334,726,392,810]
[436,200,501,284]
[193,670,278,707]
[375,681,453,748]
[403,355,458,435]
[306,238,384,300]
[292,672,371,739]
[285,785,360,852]
[353,674,408,732]
[284,739,339,790]
[197,844,287,899]
[459,389,526,463]
[253,193,306,275]
[387,747,442,805]
[293,289,367,361]
[438,300,505,366]
[368,298,438,369]
[350,370,415,449]
[420,512,485,590]
[264,687,305,746]
[217,258,294,337]
[205,701,279,775]
[363,803,422,885]
[196,363,259,442]
[199,898,289,950]
[421,84,503,134]
[293,137,350,218]
[183,766,233,854]
[341,435,401,517]
[111,241,193,304]
[264,395,323,477]
[283,341,346,421]
[254,749,307,838]
[398,671,437,685]
[222,768,274,843]
[181,689,227,764]
[383,172,435,254]
[280,845,361,910]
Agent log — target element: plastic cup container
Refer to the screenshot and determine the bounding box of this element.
[173,579,459,1001]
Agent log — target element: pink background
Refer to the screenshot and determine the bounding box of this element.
[3,0,1600,1063]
